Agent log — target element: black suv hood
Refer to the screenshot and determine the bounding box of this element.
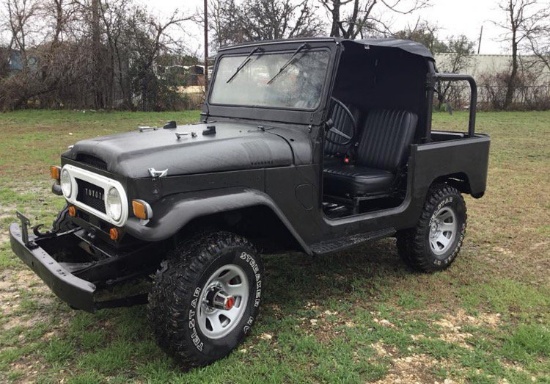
[65,122,294,178]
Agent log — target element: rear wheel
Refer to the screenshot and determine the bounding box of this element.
[148,232,263,368]
[397,184,467,272]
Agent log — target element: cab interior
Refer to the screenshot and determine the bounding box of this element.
[322,41,432,218]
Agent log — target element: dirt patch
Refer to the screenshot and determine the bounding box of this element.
[298,301,364,344]
[0,270,57,327]
[0,268,71,383]
[8,360,49,384]
[373,317,397,328]
[432,309,501,350]
[443,308,501,328]
[434,317,474,350]
[0,204,17,214]
[0,232,9,244]
[372,352,453,384]
[371,342,399,358]
[0,204,18,244]
[0,213,16,221]
[10,181,51,196]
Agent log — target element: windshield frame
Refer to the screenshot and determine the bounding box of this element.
[204,39,339,126]
[210,47,330,111]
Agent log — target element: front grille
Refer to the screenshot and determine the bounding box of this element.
[76,154,108,171]
[76,179,106,213]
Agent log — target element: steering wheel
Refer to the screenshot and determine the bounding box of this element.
[325,97,357,146]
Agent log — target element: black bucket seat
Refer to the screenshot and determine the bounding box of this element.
[323,109,418,198]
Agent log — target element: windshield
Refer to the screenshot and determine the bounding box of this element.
[210,49,330,110]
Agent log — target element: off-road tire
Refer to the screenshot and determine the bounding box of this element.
[397,184,467,272]
[148,232,263,369]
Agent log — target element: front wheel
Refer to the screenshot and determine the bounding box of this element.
[148,232,263,369]
[397,184,467,272]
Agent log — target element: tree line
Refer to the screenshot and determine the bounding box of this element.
[1,0,549,111]
[1,0,194,111]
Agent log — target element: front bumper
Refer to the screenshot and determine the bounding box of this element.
[9,222,97,312]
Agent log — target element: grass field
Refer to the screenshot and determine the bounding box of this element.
[0,110,549,383]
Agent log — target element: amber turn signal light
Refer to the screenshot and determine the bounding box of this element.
[109,228,120,241]
[132,200,152,220]
[50,166,61,181]
[68,205,77,217]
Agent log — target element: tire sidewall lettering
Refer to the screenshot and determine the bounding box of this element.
[190,248,262,353]
[429,193,465,266]
[188,287,204,352]
[429,197,454,227]
[243,315,255,334]
[240,251,262,307]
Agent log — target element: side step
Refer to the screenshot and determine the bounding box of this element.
[310,228,395,256]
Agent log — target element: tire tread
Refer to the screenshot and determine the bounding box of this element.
[148,231,260,368]
[397,183,467,272]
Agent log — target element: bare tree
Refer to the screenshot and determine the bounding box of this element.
[98,0,132,108]
[244,0,324,40]
[436,35,475,109]
[319,0,430,39]
[42,0,80,46]
[209,0,245,48]
[209,0,324,49]
[1,0,45,108]
[392,20,447,52]
[528,33,550,72]
[124,7,190,110]
[393,21,475,108]
[495,0,550,109]
[4,0,42,59]
[524,4,550,72]
[0,0,195,111]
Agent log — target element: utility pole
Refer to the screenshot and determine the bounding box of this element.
[204,0,209,93]
[477,25,483,55]
[92,0,103,108]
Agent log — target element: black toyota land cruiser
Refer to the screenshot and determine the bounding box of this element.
[10,37,490,368]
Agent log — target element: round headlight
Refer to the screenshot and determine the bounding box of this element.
[60,168,72,197]
[106,187,122,221]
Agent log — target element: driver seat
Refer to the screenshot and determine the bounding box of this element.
[323,109,418,199]
[324,102,360,165]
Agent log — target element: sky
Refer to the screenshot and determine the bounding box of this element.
[144,0,512,56]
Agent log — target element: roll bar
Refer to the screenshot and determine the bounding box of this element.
[425,72,478,140]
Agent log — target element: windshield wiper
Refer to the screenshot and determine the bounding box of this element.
[226,47,263,83]
[267,43,309,85]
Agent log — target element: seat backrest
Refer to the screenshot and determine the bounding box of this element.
[324,103,360,158]
[355,109,418,171]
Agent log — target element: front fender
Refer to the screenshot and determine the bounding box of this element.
[124,187,310,251]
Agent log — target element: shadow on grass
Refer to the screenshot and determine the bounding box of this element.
[262,239,408,311]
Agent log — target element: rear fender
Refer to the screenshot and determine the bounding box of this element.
[411,136,490,198]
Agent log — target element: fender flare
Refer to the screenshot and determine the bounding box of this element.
[124,187,310,252]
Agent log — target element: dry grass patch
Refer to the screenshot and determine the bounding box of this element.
[372,353,442,384]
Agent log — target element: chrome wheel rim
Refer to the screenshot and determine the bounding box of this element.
[429,207,458,256]
[197,264,249,339]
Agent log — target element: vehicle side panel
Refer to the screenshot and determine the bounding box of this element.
[265,165,323,244]
[411,135,490,197]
